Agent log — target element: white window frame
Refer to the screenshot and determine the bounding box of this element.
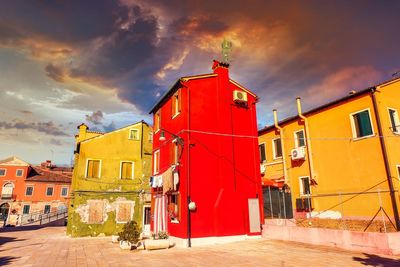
[154,110,161,133]
[173,140,179,164]
[272,137,283,159]
[299,176,311,196]
[22,204,30,215]
[25,185,34,197]
[16,169,23,177]
[388,107,400,135]
[294,129,306,148]
[259,142,266,163]
[397,165,400,181]
[153,149,160,175]
[116,201,135,224]
[60,186,69,197]
[172,91,181,119]
[85,159,102,178]
[128,129,140,140]
[0,168,6,177]
[46,185,54,196]
[119,161,135,180]
[349,108,375,140]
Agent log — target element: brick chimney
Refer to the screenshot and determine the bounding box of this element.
[76,123,89,142]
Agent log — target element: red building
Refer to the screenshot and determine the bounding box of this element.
[149,60,263,247]
[0,157,71,226]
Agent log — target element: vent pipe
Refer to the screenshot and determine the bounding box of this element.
[273,109,288,185]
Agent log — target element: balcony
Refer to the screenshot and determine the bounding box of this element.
[1,194,15,200]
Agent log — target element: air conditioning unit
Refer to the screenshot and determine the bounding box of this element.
[291,147,306,160]
[260,164,266,174]
[233,90,247,102]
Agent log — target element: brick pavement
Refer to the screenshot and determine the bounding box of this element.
[0,226,399,266]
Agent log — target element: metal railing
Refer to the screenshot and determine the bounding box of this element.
[19,209,68,226]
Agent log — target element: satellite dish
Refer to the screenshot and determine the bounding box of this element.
[221,39,232,63]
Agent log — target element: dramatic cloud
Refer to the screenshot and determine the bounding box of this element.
[0,120,68,136]
[85,110,104,125]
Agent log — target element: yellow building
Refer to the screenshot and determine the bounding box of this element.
[259,78,400,228]
[67,121,153,237]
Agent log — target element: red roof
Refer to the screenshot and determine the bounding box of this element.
[26,166,72,183]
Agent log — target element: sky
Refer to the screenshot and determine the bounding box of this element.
[0,0,399,165]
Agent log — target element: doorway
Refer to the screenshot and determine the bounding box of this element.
[0,203,10,222]
[143,205,151,237]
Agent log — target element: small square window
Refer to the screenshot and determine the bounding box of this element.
[120,162,134,179]
[272,138,282,159]
[25,186,34,196]
[0,169,5,176]
[154,111,161,132]
[171,90,181,118]
[46,187,54,196]
[23,205,30,214]
[16,169,23,177]
[86,160,101,178]
[61,187,68,197]
[259,143,266,162]
[129,129,139,140]
[153,150,160,175]
[351,109,373,138]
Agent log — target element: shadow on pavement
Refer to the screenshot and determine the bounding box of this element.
[0,218,66,233]
[353,253,400,266]
[0,256,18,266]
[0,236,25,246]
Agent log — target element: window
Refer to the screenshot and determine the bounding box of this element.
[61,187,68,197]
[171,90,181,118]
[154,111,161,132]
[0,169,5,176]
[16,169,23,177]
[153,150,160,175]
[44,205,51,214]
[25,186,34,196]
[23,205,30,215]
[116,201,135,223]
[168,193,180,222]
[388,108,400,134]
[46,186,54,196]
[299,176,311,196]
[259,143,266,162]
[2,183,13,198]
[397,165,400,180]
[120,161,134,179]
[294,130,306,147]
[129,129,139,140]
[86,159,101,178]
[272,138,282,159]
[350,109,374,138]
[88,200,104,224]
[172,142,179,165]
[149,133,153,143]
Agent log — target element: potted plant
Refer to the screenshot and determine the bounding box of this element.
[118,221,141,250]
[145,231,171,250]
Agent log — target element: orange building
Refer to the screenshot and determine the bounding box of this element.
[258,77,400,229]
[0,157,71,226]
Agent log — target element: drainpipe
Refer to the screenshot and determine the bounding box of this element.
[296,97,316,183]
[370,88,400,231]
[273,109,288,184]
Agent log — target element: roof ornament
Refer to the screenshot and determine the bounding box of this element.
[221,39,232,63]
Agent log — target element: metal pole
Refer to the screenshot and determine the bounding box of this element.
[282,191,286,219]
[268,187,273,219]
[378,189,387,232]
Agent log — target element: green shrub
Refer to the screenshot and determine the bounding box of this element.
[118,221,141,244]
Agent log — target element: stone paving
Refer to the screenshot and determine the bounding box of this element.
[0,226,399,266]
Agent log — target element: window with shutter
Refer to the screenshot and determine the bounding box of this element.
[86,160,101,178]
[351,109,374,138]
[259,143,266,162]
[388,108,400,133]
[120,161,133,179]
[272,138,282,159]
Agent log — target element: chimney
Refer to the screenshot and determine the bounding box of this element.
[77,123,89,142]
[212,60,229,79]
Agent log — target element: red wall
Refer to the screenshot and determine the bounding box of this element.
[152,61,263,239]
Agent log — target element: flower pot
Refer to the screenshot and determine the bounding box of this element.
[119,240,132,250]
[111,235,119,243]
[145,239,170,250]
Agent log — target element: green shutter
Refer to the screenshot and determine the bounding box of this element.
[359,111,372,137]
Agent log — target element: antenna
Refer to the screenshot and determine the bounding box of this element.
[221,39,232,63]
[392,70,400,78]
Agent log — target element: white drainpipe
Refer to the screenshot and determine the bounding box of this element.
[273,109,288,185]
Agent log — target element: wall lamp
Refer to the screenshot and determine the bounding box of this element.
[159,129,184,146]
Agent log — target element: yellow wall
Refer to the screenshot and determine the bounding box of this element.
[259,79,400,219]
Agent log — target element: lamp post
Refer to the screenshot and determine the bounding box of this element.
[158,129,193,247]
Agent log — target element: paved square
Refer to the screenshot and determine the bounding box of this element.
[0,226,399,266]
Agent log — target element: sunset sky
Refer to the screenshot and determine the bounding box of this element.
[0,0,399,165]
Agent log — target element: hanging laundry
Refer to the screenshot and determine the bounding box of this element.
[162,166,173,194]
[173,171,179,191]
